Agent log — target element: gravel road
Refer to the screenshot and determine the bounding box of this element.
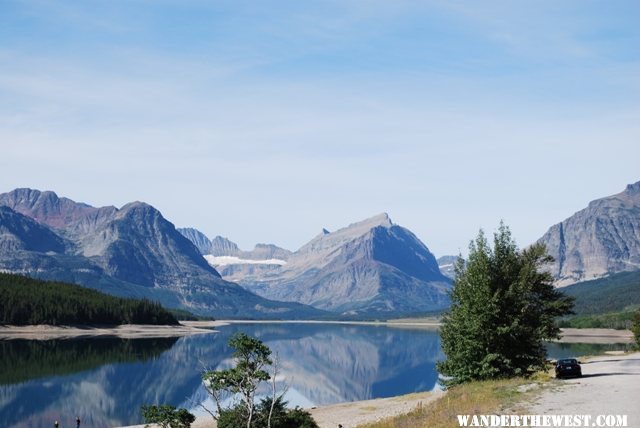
[529,352,640,427]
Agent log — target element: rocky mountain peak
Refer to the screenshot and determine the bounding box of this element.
[177,227,212,255]
[0,188,102,229]
[625,181,640,195]
[119,201,155,213]
[538,180,640,286]
[215,213,451,316]
[299,213,394,254]
[210,236,240,256]
[0,188,325,318]
[353,212,393,230]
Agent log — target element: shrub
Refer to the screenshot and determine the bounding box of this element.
[141,404,195,428]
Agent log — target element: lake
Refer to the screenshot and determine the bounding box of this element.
[0,323,630,427]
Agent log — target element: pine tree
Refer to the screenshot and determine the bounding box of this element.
[437,223,574,384]
[632,310,640,349]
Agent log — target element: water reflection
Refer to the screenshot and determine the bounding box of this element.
[0,337,178,427]
[0,324,442,426]
[225,324,443,405]
[0,324,629,427]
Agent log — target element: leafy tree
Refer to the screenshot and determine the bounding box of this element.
[437,223,574,384]
[141,404,195,428]
[254,397,318,428]
[218,397,317,428]
[202,333,318,428]
[203,333,273,428]
[632,310,640,349]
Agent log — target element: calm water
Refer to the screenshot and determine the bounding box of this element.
[0,323,630,427]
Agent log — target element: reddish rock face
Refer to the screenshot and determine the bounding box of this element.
[0,188,326,319]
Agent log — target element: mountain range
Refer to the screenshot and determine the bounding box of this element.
[1,180,639,319]
[0,189,323,318]
[180,213,452,317]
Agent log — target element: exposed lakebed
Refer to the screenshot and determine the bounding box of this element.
[0,323,630,427]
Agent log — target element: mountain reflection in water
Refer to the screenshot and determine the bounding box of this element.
[0,324,442,427]
[1,324,629,427]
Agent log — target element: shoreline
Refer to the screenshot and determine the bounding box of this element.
[119,350,640,428]
[1,320,632,342]
[0,322,225,340]
[556,327,634,344]
[119,390,445,428]
[183,319,441,328]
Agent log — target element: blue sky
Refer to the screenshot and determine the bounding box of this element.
[1,0,639,256]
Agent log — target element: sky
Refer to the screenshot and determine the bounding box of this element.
[1,0,639,257]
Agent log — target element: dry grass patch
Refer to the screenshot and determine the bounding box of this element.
[358,376,547,428]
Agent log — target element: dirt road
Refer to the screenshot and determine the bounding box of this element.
[529,352,640,427]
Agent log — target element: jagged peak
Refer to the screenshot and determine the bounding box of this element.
[3,188,76,208]
[208,235,240,256]
[625,180,640,194]
[298,212,396,254]
[348,212,393,230]
[119,201,155,212]
[6,187,50,199]
[177,227,211,241]
[212,235,236,244]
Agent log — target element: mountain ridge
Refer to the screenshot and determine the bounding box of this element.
[0,188,325,319]
[184,213,451,316]
[537,180,640,286]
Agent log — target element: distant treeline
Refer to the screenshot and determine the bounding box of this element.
[563,269,640,315]
[0,273,179,326]
[558,269,640,330]
[558,311,636,330]
[169,307,214,321]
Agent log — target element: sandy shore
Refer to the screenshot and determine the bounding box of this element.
[5,321,628,341]
[308,390,444,428]
[119,390,444,428]
[182,319,441,328]
[0,322,226,340]
[557,328,634,344]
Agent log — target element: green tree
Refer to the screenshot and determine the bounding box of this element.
[141,404,195,428]
[202,333,318,428]
[632,310,640,349]
[218,397,318,428]
[203,333,273,428]
[437,223,574,384]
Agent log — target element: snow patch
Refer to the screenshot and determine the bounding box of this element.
[204,255,287,266]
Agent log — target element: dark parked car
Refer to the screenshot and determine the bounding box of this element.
[555,358,582,378]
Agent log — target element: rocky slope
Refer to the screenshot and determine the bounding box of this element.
[537,181,640,286]
[0,189,324,318]
[178,228,291,261]
[185,214,451,317]
[175,227,214,255]
[0,206,67,254]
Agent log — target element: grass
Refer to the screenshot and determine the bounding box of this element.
[358,372,553,428]
[558,310,637,329]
